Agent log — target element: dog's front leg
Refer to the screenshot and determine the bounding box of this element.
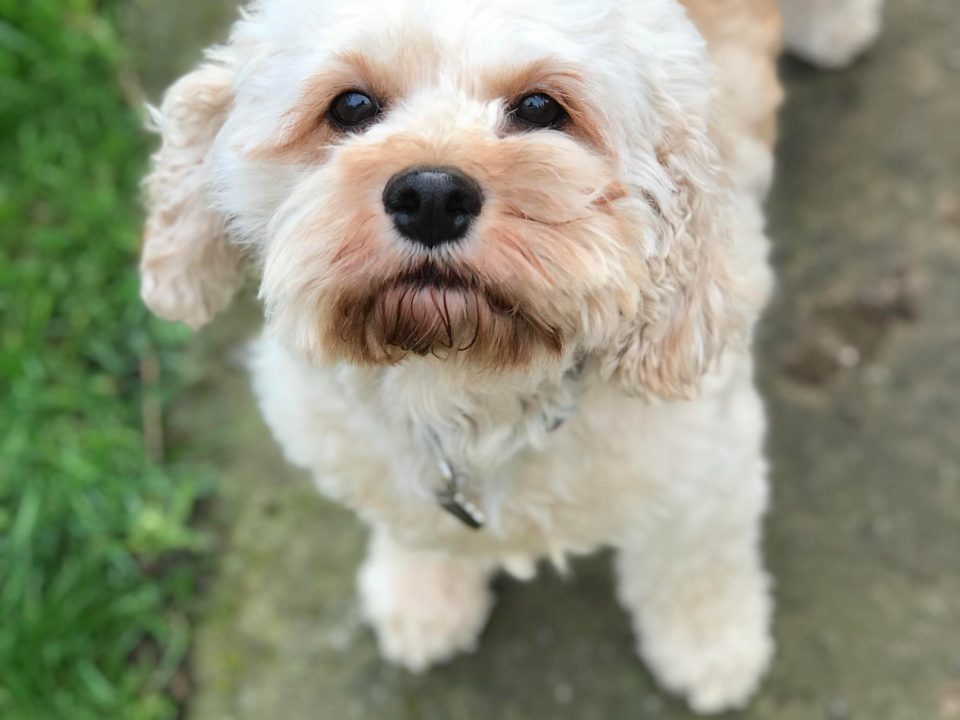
[358,529,495,672]
[615,460,774,715]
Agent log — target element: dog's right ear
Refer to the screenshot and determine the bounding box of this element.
[140,55,242,329]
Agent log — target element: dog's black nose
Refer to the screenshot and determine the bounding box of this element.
[383,167,482,248]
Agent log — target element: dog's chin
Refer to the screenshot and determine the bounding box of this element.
[327,264,564,369]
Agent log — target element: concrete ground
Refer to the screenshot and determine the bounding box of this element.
[126,1,960,718]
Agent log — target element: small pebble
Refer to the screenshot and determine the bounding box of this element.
[837,344,861,368]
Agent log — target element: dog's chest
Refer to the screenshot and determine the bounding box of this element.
[412,372,582,531]
[252,339,649,561]
[333,363,622,552]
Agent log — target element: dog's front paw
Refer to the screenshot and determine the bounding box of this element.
[637,591,774,715]
[618,544,775,715]
[645,627,773,715]
[358,535,493,672]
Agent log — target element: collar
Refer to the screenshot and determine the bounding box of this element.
[425,361,584,531]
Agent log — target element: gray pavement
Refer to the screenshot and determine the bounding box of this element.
[126,1,960,717]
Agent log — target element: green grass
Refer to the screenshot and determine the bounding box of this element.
[0,1,210,718]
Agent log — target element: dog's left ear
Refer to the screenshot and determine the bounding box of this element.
[140,54,242,329]
[603,122,747,400]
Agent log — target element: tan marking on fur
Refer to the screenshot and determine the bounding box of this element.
[592,0,784,398]
[247,49,418,162]
[141,57,243,328]
[605,121,747,397]
[680,0,784,148]
[248,31,445,162]
[247,69,352,162]
[482,59,611,153]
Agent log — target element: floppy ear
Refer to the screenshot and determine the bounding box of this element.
[604,123,747,400]
[140,55,242,329]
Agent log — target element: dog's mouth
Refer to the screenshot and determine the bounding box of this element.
[394,263,473,294]
[329,261,563,367]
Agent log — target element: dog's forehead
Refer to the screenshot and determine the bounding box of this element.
[228,0,705,156]
[254,0,620,67]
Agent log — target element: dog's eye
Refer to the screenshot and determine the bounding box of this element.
[330,91,380,128]
[514,93,566,128]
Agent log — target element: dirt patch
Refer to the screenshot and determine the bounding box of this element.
[782,269,919,386]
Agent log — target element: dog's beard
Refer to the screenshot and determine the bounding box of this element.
[329,262,563,368]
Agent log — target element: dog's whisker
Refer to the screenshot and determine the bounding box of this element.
[440,289,454,348]
[459,292,483,353]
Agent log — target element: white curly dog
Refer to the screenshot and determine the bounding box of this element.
[140,0,882,712]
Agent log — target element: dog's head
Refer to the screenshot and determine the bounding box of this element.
[141,0,746,398]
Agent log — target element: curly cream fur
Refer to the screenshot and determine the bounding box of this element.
[140,0,882,713]
[141,56,243,328]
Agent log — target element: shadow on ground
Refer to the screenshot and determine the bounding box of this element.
[126,1,960,718]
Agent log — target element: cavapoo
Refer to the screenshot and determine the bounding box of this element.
[140,0,882,712]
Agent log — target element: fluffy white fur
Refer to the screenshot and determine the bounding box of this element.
[140,0,880,713]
